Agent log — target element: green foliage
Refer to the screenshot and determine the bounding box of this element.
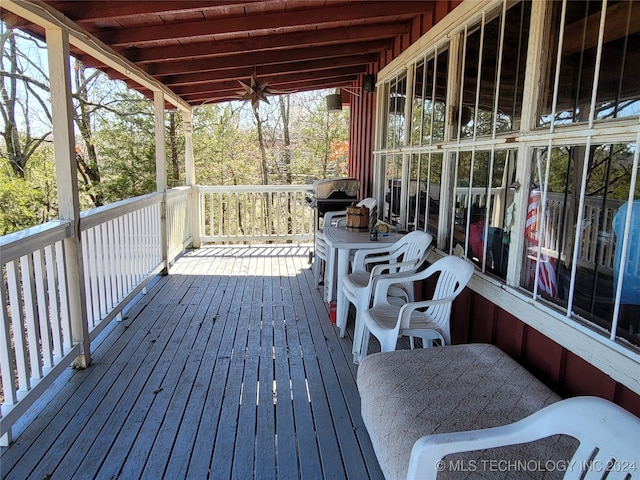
[295,91,349,180]
[0,157,43,234]
[1,41,350,234]
[167,110,186,188]
[192,91,349,186]
[24,142,57,222]
[193,103,260,185]
[91,90,157,203]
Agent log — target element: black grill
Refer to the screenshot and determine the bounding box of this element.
[306,177,360,218]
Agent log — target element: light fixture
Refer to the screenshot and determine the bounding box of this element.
[326,90,343,113]
[363,73,375,92]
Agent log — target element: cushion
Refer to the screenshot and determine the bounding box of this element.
[357,344,577,480]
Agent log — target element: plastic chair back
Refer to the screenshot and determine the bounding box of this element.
[408,396,640,480]
[401,255,474,344]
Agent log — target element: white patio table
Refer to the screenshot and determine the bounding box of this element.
[323,225,402,331]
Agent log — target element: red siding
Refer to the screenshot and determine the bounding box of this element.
[347,80,376,199]
[447,289,640,414]
[450,287,473,343]
[523,327,565,387]
[495,309,525,359]
[618,387,640,417]
[468,294,496,344]
[563,351,618,401]
[347,1,459,199]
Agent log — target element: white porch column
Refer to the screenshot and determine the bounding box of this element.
[154,91,169,274]
[46,27,90,368]
[181,110,201,248]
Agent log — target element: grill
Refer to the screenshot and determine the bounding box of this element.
[306,177,360,266]
[307,177,360,219]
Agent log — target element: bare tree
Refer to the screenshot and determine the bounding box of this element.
[278,95,294,234]
[0,28,51,177]
[73,59,105,206]
[168,110,181,185]
[278,95,292,185]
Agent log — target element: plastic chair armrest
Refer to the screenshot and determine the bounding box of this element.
[353,245,405,271]
[322,210,347,229]
[369,259,418,277]
[370,271,425,305]
[397,296,460,326]
[407,412,552,480]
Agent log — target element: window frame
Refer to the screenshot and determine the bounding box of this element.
[373,0,640,367]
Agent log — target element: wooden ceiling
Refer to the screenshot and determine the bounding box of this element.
[3,1,438,107]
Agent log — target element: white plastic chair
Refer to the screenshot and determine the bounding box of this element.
[337,230,433,361]
[407,396,640,480]
[359,255,473,362]
[313,209,346,286]
[313,197,377,287]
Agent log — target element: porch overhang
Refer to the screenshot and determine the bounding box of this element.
[1,0,443,108]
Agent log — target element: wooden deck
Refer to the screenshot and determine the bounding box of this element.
[0,245,388,480]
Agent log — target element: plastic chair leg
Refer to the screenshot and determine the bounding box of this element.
[336,289,350,337]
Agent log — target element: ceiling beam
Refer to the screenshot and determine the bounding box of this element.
[46,1,262,22]
[170,66,366,96]
[180,78,357,106]
[145,41,390,76]
[155,55,377,88]
[97,2,431,46]
[126,23,411,64]
[101,54,375,88]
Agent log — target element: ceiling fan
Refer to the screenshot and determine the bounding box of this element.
[235,74,290,110]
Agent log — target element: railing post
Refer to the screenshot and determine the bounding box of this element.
[182,110,201,248]
[154,91,169,274]
[46,27,90,369]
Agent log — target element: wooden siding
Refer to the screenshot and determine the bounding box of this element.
[348,78,376,200]
[0,246,385,480]
[449,288,640,418]
[347,1,461,201]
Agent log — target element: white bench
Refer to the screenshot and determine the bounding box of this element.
[357,344,595,479]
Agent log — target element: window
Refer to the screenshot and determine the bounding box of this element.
[453,149,516,279]
[457,1,530,139]
[538,0,640,126]
[411,47,448,145]
[374,0,639,349]
[410,152,442,236]
[385,75,407,148]
[381,153,403,225]
[523,143,639,345]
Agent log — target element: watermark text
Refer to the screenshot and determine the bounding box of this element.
[436,459,638,474]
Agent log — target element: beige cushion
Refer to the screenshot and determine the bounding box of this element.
[357,344,577,480]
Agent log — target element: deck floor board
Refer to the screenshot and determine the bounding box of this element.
[1,246,387,480]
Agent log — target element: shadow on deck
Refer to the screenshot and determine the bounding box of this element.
[1,245,386,479]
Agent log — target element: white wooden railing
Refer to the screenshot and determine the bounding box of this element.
[199,185,314,243]
[454,188,623,275]
[0,184,314,444]
[167,187,193,261]
[0,188,191,444]
[1,181,623,445]
[0,220,76,446]
[80,193,162,334]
